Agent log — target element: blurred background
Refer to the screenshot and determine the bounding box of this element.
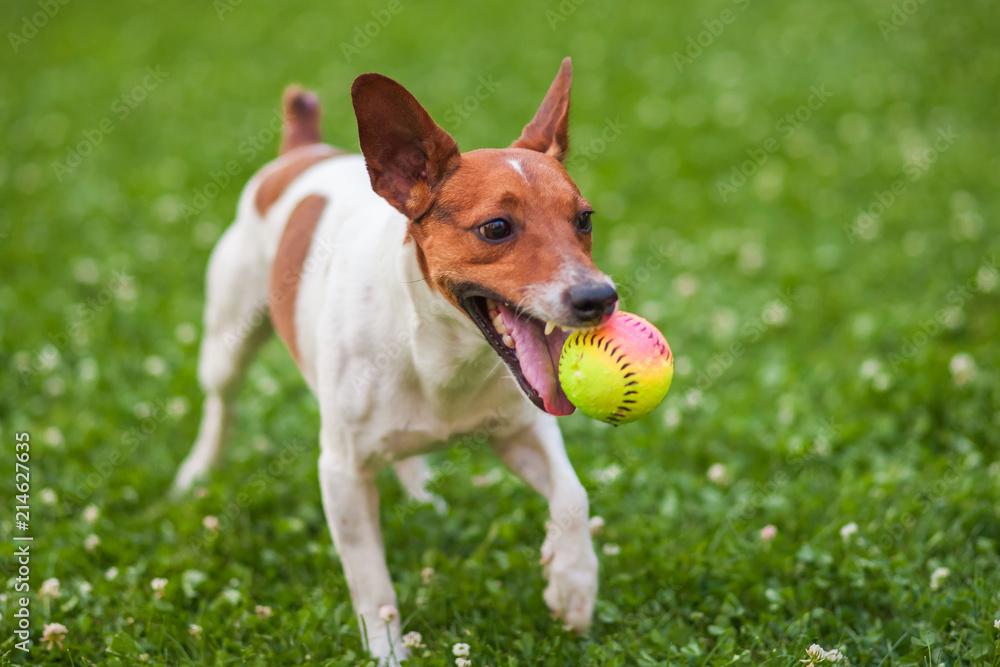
[1,0,998,664]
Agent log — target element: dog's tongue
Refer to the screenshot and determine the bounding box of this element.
[498,303,575,416]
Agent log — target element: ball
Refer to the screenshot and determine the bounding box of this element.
[558,311,673,425]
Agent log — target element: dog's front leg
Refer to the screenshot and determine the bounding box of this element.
[493,416,598,633]
[318,443,407,665]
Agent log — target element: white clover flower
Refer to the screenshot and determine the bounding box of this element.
[39,578,61,600]
[39,488,58,504]
[762,300,790,326]
[84,534,100,551]
[105,567,119,581]
[589,516,605,535]
[738,242,764,274]
[188,624,202,636]
[453,642,471,657]
[949,353,977,387]
[872,371,893,392]
[42,622,68,650]
[662,406,682,428]
[202,516,220,531]
[167,397,189,417]
[707,463,729,485]
[472,468,503,487]
[804,644,825,661]
[78,357,99,382]
[685,389,703,409]
[255,605,273,620]
[378,605,398,624]
[144,355,168,377]
[175,322,198,344]
[78,582,92,596]
[456,659,472,667]
[402,631,425,648]
[930,567,950,590]
[839,522,858,542]
[43,426,64,447]
[673,273,700,297]
[139,653,150,662]
[824,648,846,662]
[994,619,1000,630]
[859,358,881,380]
[602,543,621,556]
[759,525,777,541]
[421,567,435,584]
[83,505,100,523]
[800,643,847,663]
[72,257,99,283]
[592,463,623,483]
[151,578,168,598]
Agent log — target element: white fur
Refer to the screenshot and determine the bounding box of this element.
[174,150,598,664]
[507,156,528,181]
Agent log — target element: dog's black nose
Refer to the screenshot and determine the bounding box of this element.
[567,283,618,324]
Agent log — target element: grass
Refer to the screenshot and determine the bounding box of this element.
[2,0,999,664]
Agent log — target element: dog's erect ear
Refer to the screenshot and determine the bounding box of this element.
[511,58,572,161]
[352,73,460,220]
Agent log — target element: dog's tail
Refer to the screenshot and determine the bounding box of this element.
[280,85,323,155]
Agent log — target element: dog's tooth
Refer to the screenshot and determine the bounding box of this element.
[502,334,515,348]
[544,321,556,336]
[493,314,508,335]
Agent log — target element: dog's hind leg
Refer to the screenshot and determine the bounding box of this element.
[173,221,272,493]
[393,456,448,515]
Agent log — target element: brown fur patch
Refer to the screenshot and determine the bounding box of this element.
[280,86,323,154]
[269,195,328,363]
[254,146,341,216]
[408,147,598,312]
[511,58,572,160]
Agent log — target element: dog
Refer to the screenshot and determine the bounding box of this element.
[174,58,618,663]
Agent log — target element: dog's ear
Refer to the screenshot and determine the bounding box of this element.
[511,57,572,161]
[352,74,460,220]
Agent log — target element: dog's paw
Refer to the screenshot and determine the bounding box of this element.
[371,647,408,667]
[368,638,409,666]
[425,492,449,516]
[362,610,409,665]
[171,461,207,498]
[542,544,598,634]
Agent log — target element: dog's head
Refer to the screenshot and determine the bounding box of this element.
[352,59,616,416]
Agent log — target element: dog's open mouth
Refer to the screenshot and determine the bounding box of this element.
[463,296,576,416]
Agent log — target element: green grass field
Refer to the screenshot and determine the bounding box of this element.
[2,0,999,664]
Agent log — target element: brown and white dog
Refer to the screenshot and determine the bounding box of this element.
[174,58,618,663]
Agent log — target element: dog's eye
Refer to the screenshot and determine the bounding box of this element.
[478,219,512,241]
[575,211,593,233]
